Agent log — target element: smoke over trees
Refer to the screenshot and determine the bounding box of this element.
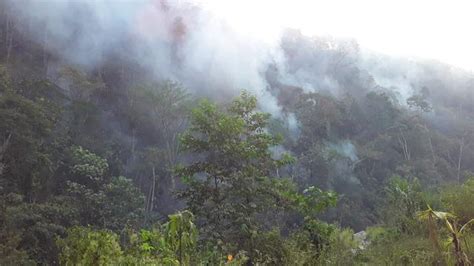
[1,0,474,265]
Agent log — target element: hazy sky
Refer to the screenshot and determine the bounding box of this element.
[195,0,474,71]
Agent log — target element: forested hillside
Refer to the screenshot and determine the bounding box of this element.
[1,1,474,265]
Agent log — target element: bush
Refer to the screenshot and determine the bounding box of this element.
[57,227,122,265]
[442,178,474,223]
[316,228,359,265]
[359,233,437,265]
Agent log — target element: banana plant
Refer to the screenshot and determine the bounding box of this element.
[163,210,198,265]
[418,206,474,266]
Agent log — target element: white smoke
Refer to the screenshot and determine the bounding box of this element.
[327,140,358,162]
[6,0,468,125]
[5,0,286,115]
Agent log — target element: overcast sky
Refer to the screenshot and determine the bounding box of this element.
[195,0,474,71]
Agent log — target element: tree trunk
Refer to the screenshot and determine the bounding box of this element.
[0,133,12,176]
[427,214,443,262]
[42,29,49,76]
[131,128,136,160]
[166,139,176,190]
[5,14,13,64]
[451,229,465,266]
[457,136,464,183]
[150,166,156,213]
[428,135,436,162]
[398,130,410,161]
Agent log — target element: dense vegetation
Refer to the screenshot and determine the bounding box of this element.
[1,2,474,265]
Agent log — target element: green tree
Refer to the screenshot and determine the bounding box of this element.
[407,90,432,113]
[66,176,144,231]
[124,81,192,217]
[384,176,426,234]
[57,227,123,266]
[1,192,77,264]
[177,92,338,263]
[177,92,295,257]
[0,191,35,265]
[66,146,144,230]
[442,178,474,223]
[70,145,109,187]
[365,91,399,133]
[0,88,56,200]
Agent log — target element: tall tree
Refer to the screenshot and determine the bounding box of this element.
[177,92,295,257]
